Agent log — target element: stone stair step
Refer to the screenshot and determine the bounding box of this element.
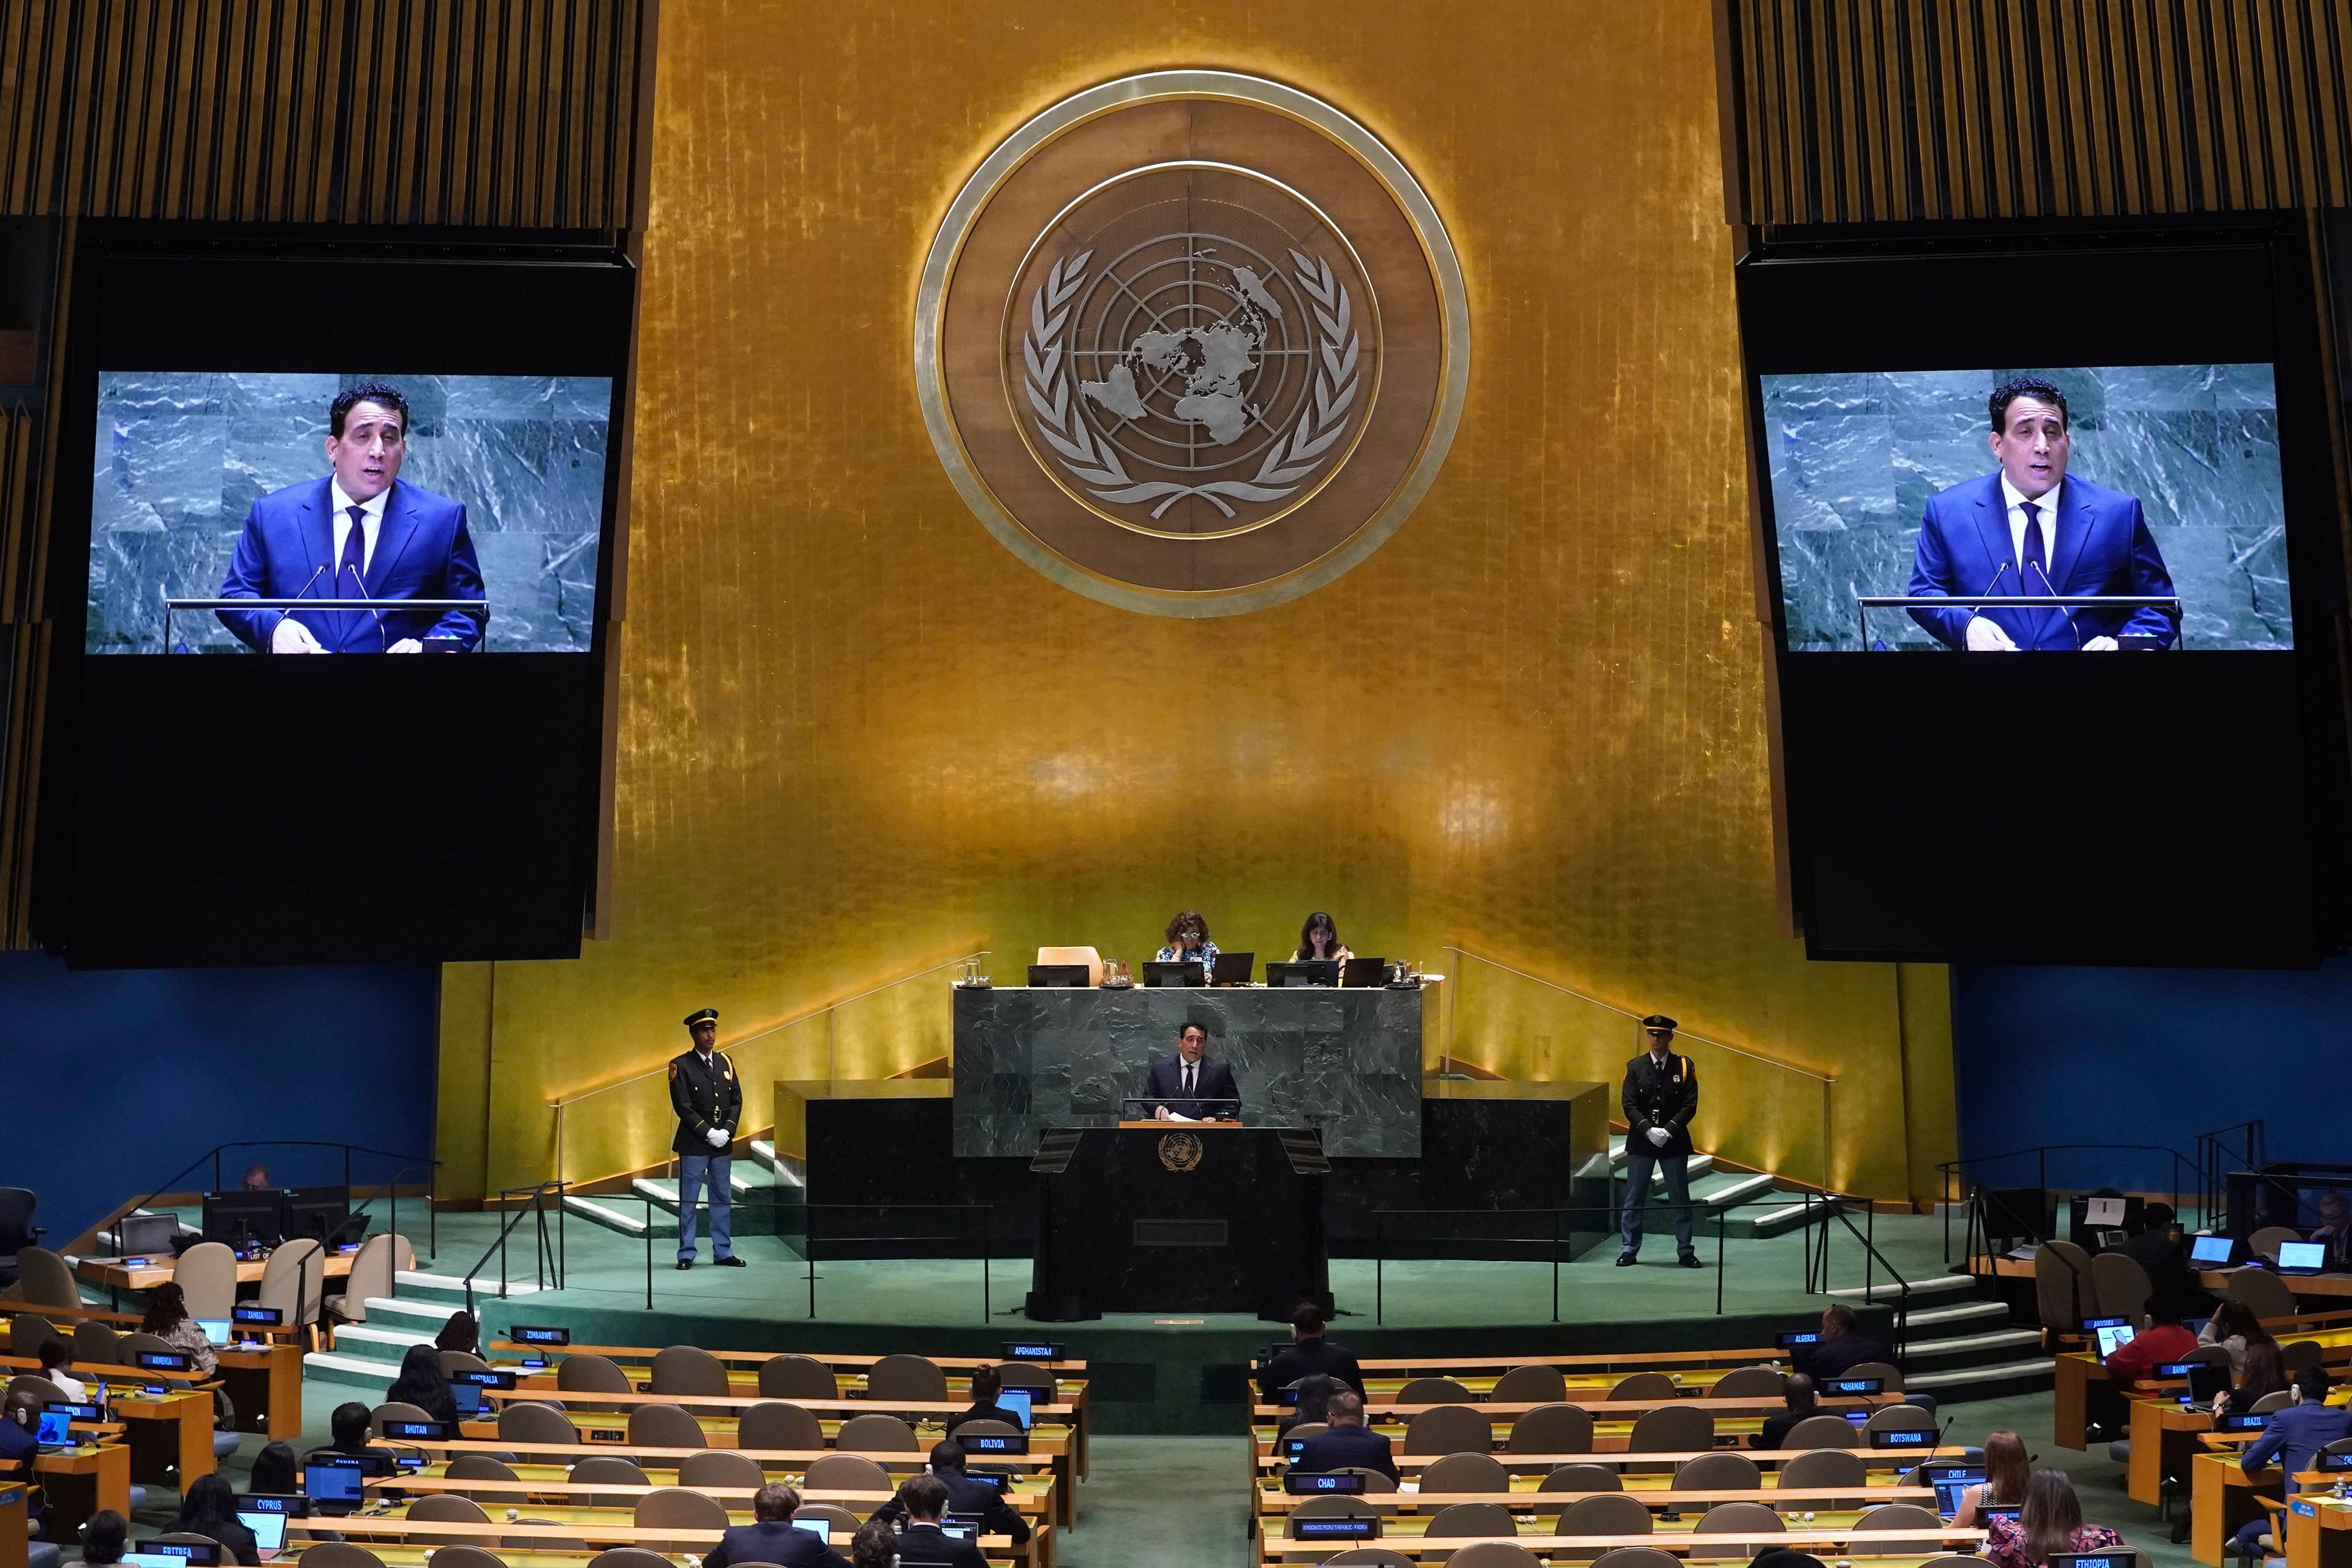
[330,1323,434,1365]
[303,1350,401,1395]
[1903,1357,2057,1396]
[1828,1273,1976,1302]
[564,1193,678,1240]
[1747,1195,1842,1238]
[1899,1328,2046,1361]
[1896,1300,2011,1336]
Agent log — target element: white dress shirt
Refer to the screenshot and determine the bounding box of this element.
[2000,474,2063,591]
[329,480,390,582]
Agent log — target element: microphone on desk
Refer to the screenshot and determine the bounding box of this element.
[2029,559,2083,649]
[271,563,330,648]
[343,562,388,652]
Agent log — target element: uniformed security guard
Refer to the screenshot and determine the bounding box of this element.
[1619,1014,1700,1268]
[670,1008,745,1270]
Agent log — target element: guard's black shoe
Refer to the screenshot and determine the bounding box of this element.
[715,1255,747,1268]
[675,1258,694,1270]
[1616,1253,1637,1267]
[1678,1253,1703,1269]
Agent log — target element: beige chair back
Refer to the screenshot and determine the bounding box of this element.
[298,1547,388,1568]
[1036,946,1105,986]
[625,1403,706,1450]
[1553,1493,1652,1559]
[73,1319,126,1365]
[2248,1226,2304,1262]
[556,1352,633,1413]
[2034,1238,2096,1332]
[9,1313,57,1358]
[1589,1550,1681,1568]
[801,1452,892,1491]
[423,1548,506,1568]
[173,1243,239,1322]
[1403,1404,1492,1455]
[1319,1552,1415,1568]
[444,1455,519,1499]
[1863,1402,1935,1434]
[1397,1376,1474,1404]
[1508,1402,1593,1453]
[440,1351,492,1378]
[13,1248,77,1309]
[1537,1463,1621,1493]
[1283,1421,1330,1447]
[1427,1501,1518,1537]
[2282,1340,2325,1374]
[1774,1444,1868,1506]
[1625,1403,1711,1455]
[1607,1370,1676,1401]
[649,1344,731,1398]
[567,1455,651,1507]
[407,1494,496,1547]
[582,1552,671,1568]
[1444,1547,1541,1568]
[837,1412,919,1451]
[1708,1365,1786,1398]
[119,1330,179,1360]
[631,1488,729,1551]
[1780,1412,1861,1449]
[1856,1502,1947,1554]
[369,1400,435,1437]
[2091,1250,2154,1324]
[952,1418,1022,1442]
[738,1399,824,1454]
[1491,1364,1567,1403]
[258,1238,327,1329]
[677,1449,765,1490]
[333,1235,401,1321]
[1672,1450,1760,1490]
[1693,1502,1784,1553]
[2251,1390,2295,1414]
[865,1354,948,1401]
[1842,1360,1904,1392]
[2228,1267,2298,1321]
[496,1401,579,1446]
[1419,1451,1509,1493]
[755,1354,837,1400]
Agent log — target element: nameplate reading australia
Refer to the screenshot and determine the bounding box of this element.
[916,71,1468,617]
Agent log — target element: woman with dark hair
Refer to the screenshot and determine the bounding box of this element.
[2201,1300,2274,1378]
[174,1473,260,1566]
[1155,910,1218,970]
[849,1519,897,1568]
[1954,1428,2029,1527]
[1279,1373,1341,1437]
[81,1510,129,1566]
[2215,1337,2288,1415]
[1986,1469,2124,1568]
[433,1311,480,1355]
[247,1441,300,1497]
[1293,913,1352,966]
[38,1338,86,1401]
[140,1282,218,1375]
[383,1343,459,1425]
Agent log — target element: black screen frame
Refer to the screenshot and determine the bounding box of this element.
[1736,214,2351,966]
[36,224,636,966]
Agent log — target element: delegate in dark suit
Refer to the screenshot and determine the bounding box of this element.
[702,1519,847,1568]
[2231,1385,2352,1558]
[1145,1053,1240,1120]
[894,1521,988,1568]
[1906,472,2176,650]
[870,1471,1029,1545]
[218,475,486,652]
[1295,1422,1399,1482]
[1257,1335,1364,1399]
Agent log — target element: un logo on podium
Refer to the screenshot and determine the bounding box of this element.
[1158,1133,1205,1172]
[917,71,1468,617]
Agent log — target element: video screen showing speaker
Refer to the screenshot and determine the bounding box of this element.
[1737,221,2350,965]
[88,372,612,655]
[41,233,636,967]
[1759,364,2289,654]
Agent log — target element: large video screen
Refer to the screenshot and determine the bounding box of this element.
[1763,364,2289,653]
[89,372,612,655]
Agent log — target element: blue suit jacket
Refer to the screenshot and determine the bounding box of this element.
[1295,1422,1400,1482]
[218,476,486,652]
[2241,1400,2352,1483]
[1905,472,2177,649]
[1145,1054,1240,1120]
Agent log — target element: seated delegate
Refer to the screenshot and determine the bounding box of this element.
[1985,1468,2125,1568]
[1293,911,1352,968]
[1294,1387,1398,1482]
[2102,1295,2198,1389]
[2231,1366,2352,1562]
[943,1364,1028,1436]
[1257,1305,1363,1398]
[865,1439,1028,1545]
[1154,909,1218,971]
[1751,1373,1815,1449]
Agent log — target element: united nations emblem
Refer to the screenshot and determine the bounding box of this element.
[1158,1132,1205,1172]
[916,72,1468,616]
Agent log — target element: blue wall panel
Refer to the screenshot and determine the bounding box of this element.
[1953,959,2352,1194]
[0,954,439,1243]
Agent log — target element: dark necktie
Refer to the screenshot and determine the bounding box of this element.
[1184,1063,1196,1097]
[2021,499,2049,646]
[339,505,369,648]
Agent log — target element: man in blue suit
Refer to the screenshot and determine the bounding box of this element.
[1293,1388,1399,1482]
[218,382,486,652]
[2230,1365,2352,1561]
[1906,377,2177,650]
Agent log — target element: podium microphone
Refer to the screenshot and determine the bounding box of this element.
[342,562,388,652]
[266,564,330,651]
[2028,559,2083,649]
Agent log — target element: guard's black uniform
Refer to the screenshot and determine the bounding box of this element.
[1619,1041,1699,1261]
[669,1046,743,1155]
[669,1012,744,1266]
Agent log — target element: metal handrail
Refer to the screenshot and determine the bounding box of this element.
[1934,1140,2206,1265]
[463,1182,565,1316]
[115,1140,441,1252]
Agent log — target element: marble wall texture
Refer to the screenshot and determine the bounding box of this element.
[88,372,612,654]
[952,984,1424,1158]
[1762,364,2289,651]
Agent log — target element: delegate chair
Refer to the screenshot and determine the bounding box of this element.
[297,1547,388,1568]
[568,1455,652,1508]
[441,1351,493,1378]
[1284,1422,1330,1449]
[625,1403,706,1450]
[2093,1252,2155,1324]
[444,1455,519,1501]
[8,1313,51,1357]
[0,1190,43,1289]
[865,1354,948,1402]
[1321,1553,1415,1568]
[1693,1503,1785,1555]
[1863,1404,1936,1437]
[1709,1366,1787,1398]
[1446,1549,1541,1568]
[73,1320,124,1365]
[2248,1227,2304,1263]
[1035,946,1105,986]
[1779,1413,1861,1449]
[1844,1360,1904,1393]
[174,1243,239,1323]
[835,1412,919,1452]
[1554,1493,1653,1560]
[1397,1376,1474,1404]
[1509,1403,1594,1453]
[497,1402,580,1446]
[1427,1501,1518,1537]
[1421,1452,1510,1493]
[997,1362,1056,1400]
[1537,1465,1623,1494]
[556,1353,634,1414]
[1592,1551,1681,1568]
[427,1550,505,1568]
[649,1345,731,1398]
[323,1234,402,1336]
[678,1450,766,1490]
[1625,1404,1711,1455]
[119,1331,181,1364]
[635,1488,729,1553]
[258,1239,326,1341]
[2229,1268,2297,1321]
[1672,1451,1761,1492]
[793,1502,861,1537]
[407,1494,497,1547]
[12,1248,77,1310]
[1774,1447,1868,1509]
[1492,1365,1569,1403]
[802,1453,892,1493]
[1404,1405,1492,1455]
[584,1553,672,1568]
[1607,1371,1676,1401]
[2282,1341,2325,1374]
[2035,1239,2097,1335]
[1856,1502,1947,1555]
[756,1354,837,1400]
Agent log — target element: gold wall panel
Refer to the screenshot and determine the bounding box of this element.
[447,0,1951,1204]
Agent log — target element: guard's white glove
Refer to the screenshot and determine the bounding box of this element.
[1646,1126,1670,1148]
[2082,636,2119,651]
[273,617,328,654]
[704,1127,728,1148]
[1964,616,2019,652]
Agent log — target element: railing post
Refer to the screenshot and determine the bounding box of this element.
[1375,1212,1384,1327]
[982,1207,992,1323]
[644,1196,654,1311]
[807,1210,818,1320]
[1715,1207,1726,1314]
[1551,1210,1560,1324]
[1865,1202,1875,1302]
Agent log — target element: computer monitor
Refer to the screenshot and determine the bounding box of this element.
[196,1319,231,1347]
[2092,1322,2137,1359]
[281,1185,352,1244]
[2190,1233,2236,1265]
[790,1519,831,1544]
[2188,1363,2233,1402]
[450,1381,485,1415]
[1026,963,1092,987]
[303,1459,366,1512]
[1142,960,1205,987]
[2276,1240,2325,1272]
[116,1212,179,1256]
[235,1509,290,1560]
[1341,956,1387,987]
[202,1190,287,1246]
[1924,1463,1985,1520]
[34,1409,72,1447]
[994,1388,1033,1430]
[1210,951,1254,984]
[1265,960,1338,987]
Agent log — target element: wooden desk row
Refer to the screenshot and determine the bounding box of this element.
[2056,1324,2352,1450]
[0,1340,301,1440]
[72,1250,356,1296]
[492,1338,1088,1376]
[289,1513,1027,1567]
[1249,1526,1986,1564]
[1252,1446,1975,1477]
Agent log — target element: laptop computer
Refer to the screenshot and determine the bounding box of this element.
[993,1387,1033,1430]
[1142,960,1205,987]
[235,1508,290,1561]
[2092,1322,2137,1359]
[1341,956,1387,987]
[304,1458,368,1515]
[941,1516,982,1542]
[34,1408,75,1451]
[1265,960,1338,987]
[1210,951,1254,985]
[197,1319,232,1348]
[1923,1462,1985,1520]
[2275,1240,2326,1275]
[450,1381,485,1415]
[2190,1234,2236,1265]
[790,1518,832,1544]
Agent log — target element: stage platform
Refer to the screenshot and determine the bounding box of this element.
[325,1207,1977,1433]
